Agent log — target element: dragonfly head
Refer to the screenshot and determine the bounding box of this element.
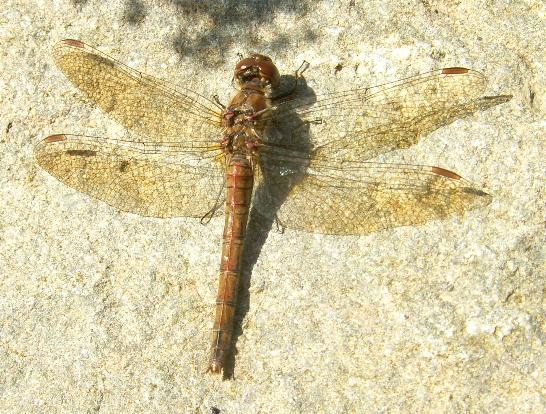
[234,53,280,89]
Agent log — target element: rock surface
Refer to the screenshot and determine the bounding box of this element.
[1,0,544,412]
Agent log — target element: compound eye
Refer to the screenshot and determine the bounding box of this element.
[254,55,280,88]
[234,57,256,74]
[234,54,280,88]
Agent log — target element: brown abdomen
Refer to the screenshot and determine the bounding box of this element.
[207,153,254,374]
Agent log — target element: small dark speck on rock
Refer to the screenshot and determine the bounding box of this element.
[119,160,129,172]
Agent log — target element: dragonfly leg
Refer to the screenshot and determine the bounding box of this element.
[212,94,226,109]
[200,205,218,225]
[200,179,226,225]
[295,59,310,78]
[274,215,286,234]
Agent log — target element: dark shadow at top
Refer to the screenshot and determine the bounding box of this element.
[123,0,147,25]
[71,0,148,25]
[170,0,315,66]
[169,0,309,24]
[70,0,88,7]
[70,0,317,64]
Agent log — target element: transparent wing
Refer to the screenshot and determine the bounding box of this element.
[35,134,226,218]
[53,39,223,143]
[253,148,491,235]
[269,67,511,161]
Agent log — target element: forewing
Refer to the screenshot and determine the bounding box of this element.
[53,39,222,143]
[253,151,491,235]
[271,68,511,161]
[35,134,226,218]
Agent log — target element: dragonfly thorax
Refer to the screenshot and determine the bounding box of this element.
[221,85,272,138]
[221,126,261,156]
[232,133,248,152]
[225,87,269,120]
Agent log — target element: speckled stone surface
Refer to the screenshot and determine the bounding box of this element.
[1,1,544,412]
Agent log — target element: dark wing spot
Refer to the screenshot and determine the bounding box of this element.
[66,149,97,157]
[462,187,489,197]
[442,67,469,75]
[483,94,512,103]
[334,63,343,74]
[62,39,85,48]
[44,134,67,143]
[6,121,13,133]
[431,166,461,180]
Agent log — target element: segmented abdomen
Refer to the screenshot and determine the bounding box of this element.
[207,153,254,373]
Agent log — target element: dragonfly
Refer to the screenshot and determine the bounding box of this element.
[35,39,511,375]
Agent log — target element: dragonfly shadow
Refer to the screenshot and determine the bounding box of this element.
[71,0,147,24]
[221,74,316,379]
